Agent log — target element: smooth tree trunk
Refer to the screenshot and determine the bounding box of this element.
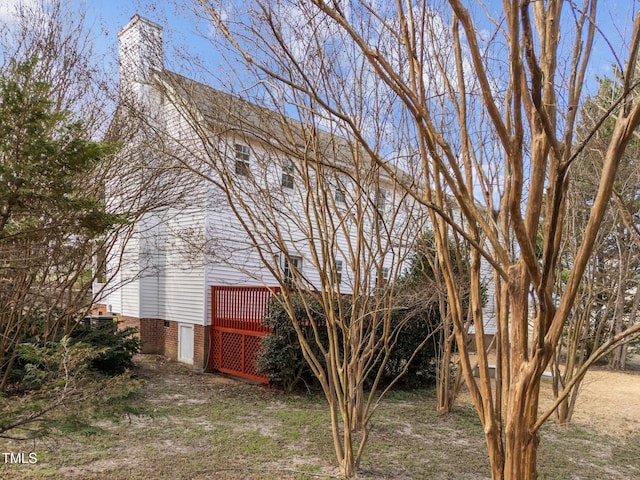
[503,376,541,480]
[436,334,453,414]
[191,1,640,478]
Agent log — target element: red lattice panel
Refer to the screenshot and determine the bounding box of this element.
[220,331,243,373]
[210,329,221,370]
[244,335,265,378]
[209,286,277,383]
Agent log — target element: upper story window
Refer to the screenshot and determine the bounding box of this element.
[376,188,387,211]
[335,259,343,285]
[283,255,302,287]
[375,188,387,228]
[335,176,346,203]
[281,158,294,189]
[235,143,251,176]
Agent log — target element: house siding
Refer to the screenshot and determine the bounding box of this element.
[119,232,141,319]
[155,205,207,325]
[106,14,498,370]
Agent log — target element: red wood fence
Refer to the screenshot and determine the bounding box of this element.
[208,285,279,383]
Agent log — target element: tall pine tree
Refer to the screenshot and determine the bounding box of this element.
[0,57,120,389]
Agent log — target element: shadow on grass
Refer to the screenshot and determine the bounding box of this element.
[2,355,638,480]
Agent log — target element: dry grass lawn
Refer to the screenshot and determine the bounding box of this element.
[1,354,639,479]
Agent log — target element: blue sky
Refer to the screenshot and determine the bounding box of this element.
[77,0,205,67]
[2,0,637,96]
[80,0,637,95]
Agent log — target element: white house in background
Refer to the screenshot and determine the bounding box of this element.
[98,14,430,372]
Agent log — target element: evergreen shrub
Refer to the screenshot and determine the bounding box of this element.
[70,321,141,375]
[256,293,329,392]
[257,291,439,391]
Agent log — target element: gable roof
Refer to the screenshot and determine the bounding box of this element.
[157,70,361,171]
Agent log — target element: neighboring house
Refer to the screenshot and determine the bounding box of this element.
[98,15,427,372]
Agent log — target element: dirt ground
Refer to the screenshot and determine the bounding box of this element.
[539,361,640,436]
[131,354,640,436]
[136,353,640,435]
[3,354,639,480]
[460,353,640,436]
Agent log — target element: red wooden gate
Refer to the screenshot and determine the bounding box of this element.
[208,285,279,383]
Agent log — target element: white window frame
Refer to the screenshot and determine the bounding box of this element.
[234,143,251,176]
[335,176,346,203]
[283,255,302,287]
[376,188,387,228]
[376,188,387,211]
[335,259,343,285]
[281,158,294,189]
[376,266,390,288]
[381,266,389,281]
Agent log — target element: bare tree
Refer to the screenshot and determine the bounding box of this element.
[110,12,448,473]
[552,72,640,424]
[0,0,111,134]
[397,228,472,413]
[154,67,433,475]
[575,72,640,371]
[183,1,640,478]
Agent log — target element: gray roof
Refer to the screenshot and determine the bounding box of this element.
[158,70,359,171]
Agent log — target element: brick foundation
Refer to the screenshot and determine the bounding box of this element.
[90,304,139,331]
[137,318,209,370]
[163,320,179,360]
[116,314,141,331]
[90,304,210,369]
[193,324,210,371]
[139,318,170,354]
[90,304,110,316]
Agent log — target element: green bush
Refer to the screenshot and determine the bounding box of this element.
[1,337,145,439]
[70,321,141,375]
[256,293,329,392]
[377,306,439,390]
[257,292,439,392]
[5,319,140,390]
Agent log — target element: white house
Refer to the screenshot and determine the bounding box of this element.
[99,15,429,376]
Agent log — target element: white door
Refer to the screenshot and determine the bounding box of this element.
[178,323,194,364]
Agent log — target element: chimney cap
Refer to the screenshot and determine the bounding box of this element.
[118,14,164,39]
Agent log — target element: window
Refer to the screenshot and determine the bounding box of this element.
[376,188,387,228]
[235,143,250,176]
[376,188,387,211]
[283,256,302,287]
[335,176,346,203]
[281,158,294,189]
[376,266,389,288]
[335,260,343,285]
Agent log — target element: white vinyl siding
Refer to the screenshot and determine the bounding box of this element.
[118,232,141,318]
[107,173,207,325]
